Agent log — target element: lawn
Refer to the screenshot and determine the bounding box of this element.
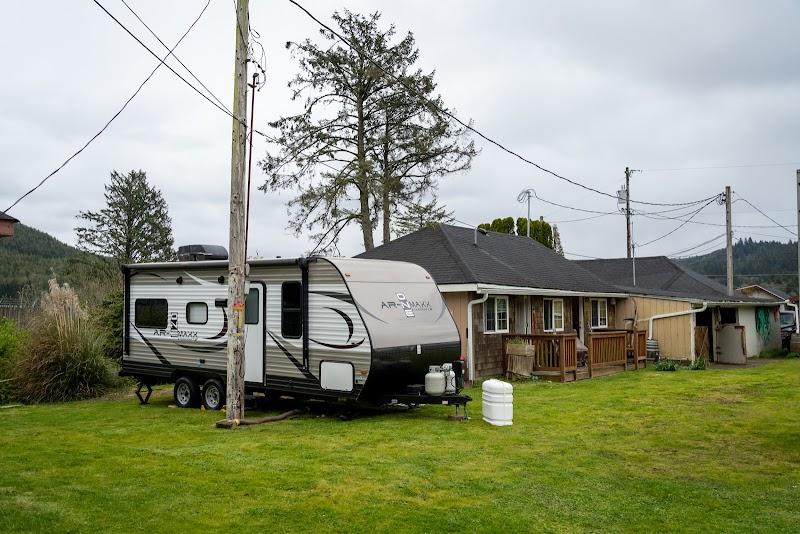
[1,361,799,533]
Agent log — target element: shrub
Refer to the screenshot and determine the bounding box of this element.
[0,318,27,404]
[11,280,117,403]
[688,357,707,371]
[655,359,679,372]
[95,290,124,361]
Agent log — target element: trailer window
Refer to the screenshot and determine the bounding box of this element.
[135,299,168,329]
[244,288,259,325]
[186,302,208,325]
[282,281,302,339]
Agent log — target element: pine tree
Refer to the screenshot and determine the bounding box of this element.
[75,170,175,264]
[552,225,564,256]
[394,195,454,236]
[261,10,474,252]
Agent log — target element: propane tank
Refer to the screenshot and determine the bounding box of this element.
[425,365,446,396]
[442,363,456,394]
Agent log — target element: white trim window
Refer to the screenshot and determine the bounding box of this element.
[591,298,608,329]
[484,296,509,333]
[543,298,564,332]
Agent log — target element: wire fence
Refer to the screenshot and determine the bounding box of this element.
[0,298,36,324]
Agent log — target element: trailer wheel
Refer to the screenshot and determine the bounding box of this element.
[202,378,226,411]
[174,376,200,408]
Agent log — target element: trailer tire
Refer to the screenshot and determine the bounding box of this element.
[202,378,226,411]
[174,376,200,408]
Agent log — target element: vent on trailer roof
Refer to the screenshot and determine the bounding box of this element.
[177,244,228,261]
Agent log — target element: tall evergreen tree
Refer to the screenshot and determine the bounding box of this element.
[394,195,454,236]
[75,170,175,264]
[261,10,474,252]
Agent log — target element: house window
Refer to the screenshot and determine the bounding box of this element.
[484,296,509,333]
[591,298,608,329]
[244,288,260,325]
[281,281,303,339]
[186,302,208,325]
[543,298,564,332]
[134,299,168,329]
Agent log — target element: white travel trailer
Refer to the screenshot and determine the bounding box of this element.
[121,255,469,410]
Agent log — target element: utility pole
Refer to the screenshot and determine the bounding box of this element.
[794,169,800,342]
[625,167,632,259]
[226,0,249,423]
[725,185,733,296]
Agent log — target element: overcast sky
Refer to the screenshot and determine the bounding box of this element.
[1,0,799,260]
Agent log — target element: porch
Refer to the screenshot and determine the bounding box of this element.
[501,330,647,382]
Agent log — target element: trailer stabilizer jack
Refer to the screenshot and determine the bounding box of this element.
[135,382,153,405]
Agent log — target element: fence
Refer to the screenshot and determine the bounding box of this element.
[0,298,34,323]
[502,333,578,382]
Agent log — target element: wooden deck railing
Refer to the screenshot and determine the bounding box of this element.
[587,330,626,377]
[502,334,578,382]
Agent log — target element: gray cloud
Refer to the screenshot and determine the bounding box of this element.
[1,0,798,261]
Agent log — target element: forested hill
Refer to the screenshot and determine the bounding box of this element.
[0,224,88,297]
[678,238,798,295]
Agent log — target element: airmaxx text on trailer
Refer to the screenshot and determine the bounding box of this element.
[121,248,470,411]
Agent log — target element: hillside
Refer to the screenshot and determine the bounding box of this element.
[678,238,797,295]
[0,224,91,298]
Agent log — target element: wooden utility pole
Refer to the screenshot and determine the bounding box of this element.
[625,167,632,259]
[725,185,733,296]
[796,170,800,304]
[226,0,249,422]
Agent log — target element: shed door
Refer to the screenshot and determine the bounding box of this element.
[244,285,265,384]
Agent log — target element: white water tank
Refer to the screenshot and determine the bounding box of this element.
[482,379,513,426]
[425,366,446,396]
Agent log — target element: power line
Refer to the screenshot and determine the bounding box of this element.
[91,0,242,122]
[3,0,212,213]
[550,213,616,224]
[286,0,719,209]
[637,198,717,248]
[642,162,800,172]
[564,250,602,259]
[120,0,231,114]
[734,193,797,237]
[667,233,726,257]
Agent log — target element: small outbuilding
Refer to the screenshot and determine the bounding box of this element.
[578,256,783,363]
[0,210,18,238]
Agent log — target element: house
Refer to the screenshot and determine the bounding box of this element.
[577,256,783,363]
[357,224,631,381]
[737,284,793,312]
[0,210,18,238]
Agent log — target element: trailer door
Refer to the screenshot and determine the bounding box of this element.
[244,284,265,384]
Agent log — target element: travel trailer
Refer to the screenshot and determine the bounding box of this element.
[121,253,469,410]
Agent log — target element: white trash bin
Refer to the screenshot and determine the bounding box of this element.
[482,379,513,426]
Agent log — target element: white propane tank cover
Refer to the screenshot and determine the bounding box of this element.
[482,379,513,426]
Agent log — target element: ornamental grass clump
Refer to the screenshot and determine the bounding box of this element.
[12,279,117,403]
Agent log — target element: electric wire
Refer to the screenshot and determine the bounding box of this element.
[286,0,719,208]
[637,198,718,248]
[3,0,212,213]
[642,162,800,172]
[666,233,725,257]
[734,194,797,237]
[120,0,232,114]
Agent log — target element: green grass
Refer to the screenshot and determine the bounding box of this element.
[2,362,800,533]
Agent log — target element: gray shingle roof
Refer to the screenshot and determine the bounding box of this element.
[356,224,620,293]
[0,210,18,223]
[737,284,790,301]
[576,256,768,303]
